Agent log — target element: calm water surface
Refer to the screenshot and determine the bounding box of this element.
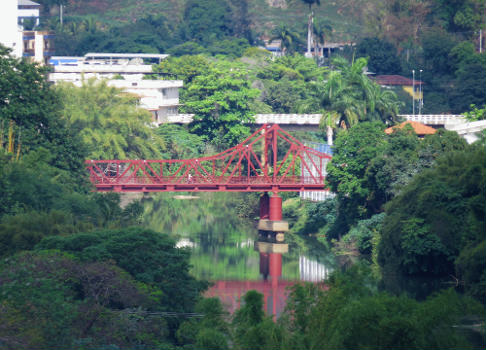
[142,192,335,316]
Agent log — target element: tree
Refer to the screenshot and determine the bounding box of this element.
[434,0,485,32]
[232,290,280,350]
[278,283,323,349]
[0,250,169,349]
[365,128,468,213]
[207,38,251,58]
[0,45,86,175]
[378,144,486,299]
[156,124,206,159]
[230,0,253,43]
[278,266,482,349]
[177,298,230,349]
[356,37,402,74]
[325,122,387,236]
[270,24,301,55]
[56,79,166,159]
[319,110,340,145]
[463,104,486,121]
[36,227,207,314]
[181,60,260,148]
[182,0,234,45]
[449,59,486,112]
[312,19,332,58]
[319,57,401,133]
[154,55,212,84]
[288,0,321,56]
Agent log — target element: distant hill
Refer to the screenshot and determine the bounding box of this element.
[56,0,373,41]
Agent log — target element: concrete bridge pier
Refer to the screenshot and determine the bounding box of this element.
[258,192,289,243]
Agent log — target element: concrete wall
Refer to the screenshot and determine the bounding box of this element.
[0,0,23,57]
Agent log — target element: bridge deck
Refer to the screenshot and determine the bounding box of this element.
[92,176,329,192]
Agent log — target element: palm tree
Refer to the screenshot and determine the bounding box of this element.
[312,19,332,58]
[319,110,340,145]
[270,24,300,56]
[319,56,401,135]
[367,83,401,124]
[56,79,166,160]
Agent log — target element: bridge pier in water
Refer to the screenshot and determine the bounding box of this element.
[258,192,288,243]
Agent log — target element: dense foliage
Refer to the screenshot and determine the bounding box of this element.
[56,79,166,159]
[37,227,207,313]
[276,266,483,349]
[1,0,485,343]
[379,144,486,299]
[0,47,206,347]
[0,250,172,349]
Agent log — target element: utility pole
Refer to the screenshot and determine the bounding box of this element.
[305,11,314,58]
[480,29,482,53]
[412,70,415,116]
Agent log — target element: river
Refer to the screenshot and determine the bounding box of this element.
[141,192,335,316]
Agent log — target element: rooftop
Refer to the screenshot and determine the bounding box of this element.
[385,121,437,135]
[18,0,40,6]
[373,75,423,86]
[84,53,168,61]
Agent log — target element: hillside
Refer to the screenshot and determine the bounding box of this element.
[54,0,373,41]
[44,0,485,114]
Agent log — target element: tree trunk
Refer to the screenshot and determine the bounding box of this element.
[327,126,333,146]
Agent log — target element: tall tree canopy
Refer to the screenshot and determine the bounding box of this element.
[319,57,401,139]
[182,0,234,45]
[0,45,85,174]
[56,80,166,159]
[378,143,486,299]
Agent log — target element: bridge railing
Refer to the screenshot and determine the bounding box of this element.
[87,174,327,186]
[86,124,333,192]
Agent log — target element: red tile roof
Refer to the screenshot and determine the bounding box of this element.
[385,121,437,135]
[373,75,423,86]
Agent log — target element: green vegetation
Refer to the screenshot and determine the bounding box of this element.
[0,250,173,349]
[379,144,486,299]
[37,0,485,113]
[0,47,205,347]
[56,79,166,159]
[1,0,486,343]
[276,266,483,349]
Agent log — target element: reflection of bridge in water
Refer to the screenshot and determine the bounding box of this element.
[206,246,331,317]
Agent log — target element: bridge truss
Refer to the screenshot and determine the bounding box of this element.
[86,124,332,192]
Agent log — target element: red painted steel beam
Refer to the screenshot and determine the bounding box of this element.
[85,124,332,193]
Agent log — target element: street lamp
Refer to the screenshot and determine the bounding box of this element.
[412,70,415,116]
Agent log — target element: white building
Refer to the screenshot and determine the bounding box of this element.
[0,0,23,57]
[18,0,40,28]
[23,30,55,63]
[48,53,191,124]
[107,80,185,124]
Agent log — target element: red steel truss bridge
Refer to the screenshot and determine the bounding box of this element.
[85,124,332,193]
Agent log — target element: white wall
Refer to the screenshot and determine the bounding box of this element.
[18,8,40,27]
[0,0,23,57]
[34,31,43,62]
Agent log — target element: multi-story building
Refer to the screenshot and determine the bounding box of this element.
[18,0,40,28]
[0,0,23,57]
[48,53,191,124]
[1,0,52,62]
[22,30,55,63]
